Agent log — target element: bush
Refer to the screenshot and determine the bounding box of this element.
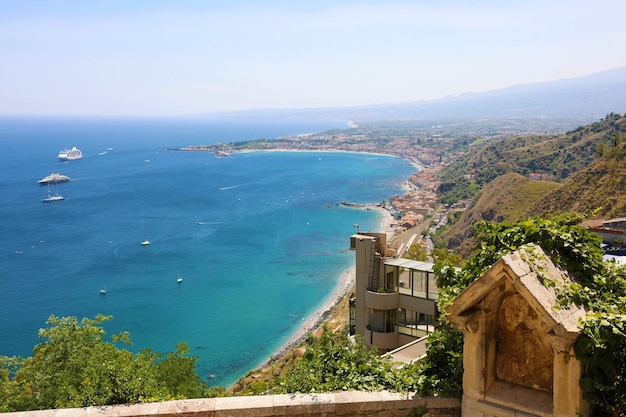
[0,315,207,411]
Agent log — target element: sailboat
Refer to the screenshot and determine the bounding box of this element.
[42,183,64,202]
[177,273,183,283]
[100,284,107,295]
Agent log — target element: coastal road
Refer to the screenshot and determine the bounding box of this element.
[389,223,427,258]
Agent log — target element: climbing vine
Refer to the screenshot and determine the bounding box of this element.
[416,214,626,416]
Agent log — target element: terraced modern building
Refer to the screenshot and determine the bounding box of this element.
[349,232,439,354]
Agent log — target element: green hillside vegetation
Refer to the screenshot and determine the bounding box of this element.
[437,113,625,204]
[528,138,626,219]
[436,114,626,255]
[442,172,562,257]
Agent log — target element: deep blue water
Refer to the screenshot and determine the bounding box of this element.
[0,116,415,387]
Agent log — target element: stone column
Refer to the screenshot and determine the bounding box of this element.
[552,344,588,417]
[451,309,490,406]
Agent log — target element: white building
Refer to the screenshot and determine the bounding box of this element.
[349,232,439,352]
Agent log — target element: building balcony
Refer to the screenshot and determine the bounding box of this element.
[365,290,399,310]
[364,327,399,350]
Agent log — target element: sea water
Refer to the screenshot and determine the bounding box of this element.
[0,116,416,387]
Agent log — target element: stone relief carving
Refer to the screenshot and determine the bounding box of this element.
[496,293,553,391]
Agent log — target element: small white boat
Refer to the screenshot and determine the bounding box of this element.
[177,274,183,283]
[42,183,64,202]
[141,240,151,246]
[42,195,65,202]
[100,284,106,294]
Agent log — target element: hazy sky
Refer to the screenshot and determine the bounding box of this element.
[1,0,625,116]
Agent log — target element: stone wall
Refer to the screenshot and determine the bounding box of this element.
[2,392,460,417]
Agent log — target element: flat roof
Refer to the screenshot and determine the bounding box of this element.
[384,257,435,272]
[384,336,429,364]
[603,217,626,222]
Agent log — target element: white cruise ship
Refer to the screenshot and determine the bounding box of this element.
[58,146,83,161]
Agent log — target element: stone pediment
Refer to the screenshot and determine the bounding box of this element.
[447,244,585,343]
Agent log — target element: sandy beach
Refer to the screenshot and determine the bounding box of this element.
[256,204,397,369]
[257,264,357,368]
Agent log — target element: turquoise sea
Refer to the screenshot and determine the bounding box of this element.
[0,116,416,387]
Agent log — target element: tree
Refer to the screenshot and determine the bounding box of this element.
[414,214,626,416]
[153,342,207,399]
[430,248,463,267]
[406,242,428,262]
[0,315,207,412]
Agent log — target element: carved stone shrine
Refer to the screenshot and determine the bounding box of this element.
[446,244,589,417]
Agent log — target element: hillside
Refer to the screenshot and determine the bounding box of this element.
[528,139,626,219]
[442,114,626,184]
[437,113,626,203]
[444,172,562,257]
[441,114,626,256]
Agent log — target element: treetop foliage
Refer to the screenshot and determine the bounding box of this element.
[0,315,207,412]
[271,325,416,394]
[406,242,428,262]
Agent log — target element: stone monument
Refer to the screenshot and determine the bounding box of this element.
[446,244,589,417]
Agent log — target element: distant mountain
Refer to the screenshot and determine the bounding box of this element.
[209,66,626,122]
[398,66,626,120]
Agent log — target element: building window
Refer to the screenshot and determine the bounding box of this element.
[397,308,435,337]
[398,267,411,294]
[427,272,438,299]
[414,270,428,298]
[368,309,396,333]
[394,266,438,300]
[386,270,396,291]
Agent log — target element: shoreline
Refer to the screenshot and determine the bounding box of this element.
[253,264,357,371]
[174,146,425,171]
[253,204,397,372]
[219,146,409,382]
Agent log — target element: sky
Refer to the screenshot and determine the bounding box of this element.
[1,0,626,116]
